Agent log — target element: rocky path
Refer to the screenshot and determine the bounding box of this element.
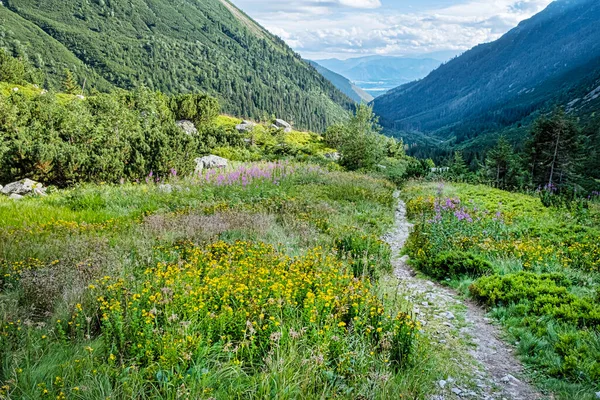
[383,195,545,400]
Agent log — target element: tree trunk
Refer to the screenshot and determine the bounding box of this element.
[549,129,561,187]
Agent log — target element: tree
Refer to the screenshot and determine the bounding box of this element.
[326,104,385,171]
[449,151,469,181]
[527,108,583,189]
[63,69,80,95]
[485,136,516,189]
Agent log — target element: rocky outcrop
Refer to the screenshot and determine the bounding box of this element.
[274,119,292,133]
[176,120,198,135]
[194,155,228,174]
[1,179,46,198]
[236,120,255,132]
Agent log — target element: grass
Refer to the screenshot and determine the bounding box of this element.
[0,164,461,399]
[401,180,600,399]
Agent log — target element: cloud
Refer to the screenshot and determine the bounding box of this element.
[337,0,382,9]
[234,0,554,59]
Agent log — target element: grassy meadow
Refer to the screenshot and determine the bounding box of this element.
[0,163,465,399]
[402,181,600,400]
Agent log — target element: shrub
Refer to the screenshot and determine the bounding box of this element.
[419,251,493,280]
[469,272,600,328]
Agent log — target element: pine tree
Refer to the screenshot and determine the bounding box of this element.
[449,151,469,181]
[63,69,80,95]
[527,108,583,189]
[485,136,515,189]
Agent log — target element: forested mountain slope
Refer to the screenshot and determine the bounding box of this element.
[0,0,353,131]
[308,60,373,103]
[373,0,600,143]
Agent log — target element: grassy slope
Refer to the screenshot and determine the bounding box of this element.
[0,166,466,399]
[0,0,352,132]
[401,181,600,399]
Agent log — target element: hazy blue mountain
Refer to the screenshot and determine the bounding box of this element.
[373,0,600,144]
[308,60,373,103]
[314,56,442,97]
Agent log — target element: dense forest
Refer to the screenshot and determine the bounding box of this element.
[0,0,353,132]
[373,0,600,144]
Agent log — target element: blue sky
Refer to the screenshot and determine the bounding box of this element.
[232,0,554,60]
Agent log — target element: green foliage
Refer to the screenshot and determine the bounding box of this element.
[449,151,470,181]
[0,48,40,85]
[170,93,220,126]
[335,233,392,280]
[62,69,80,95]
[485,136,517,189]
[527,108,584,189]
[419,251,493,280]
[0,0,353,132]
[0,87,200,186]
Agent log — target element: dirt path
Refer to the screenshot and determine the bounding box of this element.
[383,195,545,400]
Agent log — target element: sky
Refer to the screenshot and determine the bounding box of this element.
[232,0,554,61]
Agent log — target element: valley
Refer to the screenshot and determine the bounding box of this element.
[0,0,599,399]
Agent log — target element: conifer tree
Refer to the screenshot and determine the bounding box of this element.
[63,69,80,95]
[485,136,515,189]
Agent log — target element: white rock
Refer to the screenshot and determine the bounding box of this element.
[595,391,600,399]
[451,387,462,395]
[324,152,341,161]
[438,380,447,388]
[9,193,23,200]
[194,155,228,174]
[1,179,44,196]
[176,120,198,135]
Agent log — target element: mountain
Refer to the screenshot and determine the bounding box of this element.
[0,0,353,132]
[308,60,373,103]
[314,56,442,97]
[373,0,600,144]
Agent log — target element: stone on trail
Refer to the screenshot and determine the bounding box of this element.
[1,178,45,196]
[438,380,447,388]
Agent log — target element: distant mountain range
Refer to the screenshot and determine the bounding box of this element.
[373,0,600,145]
[314,56,443,97]
[0,0,353,132]
[307,61,373,103]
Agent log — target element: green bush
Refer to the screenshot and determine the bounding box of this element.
[470,272,600,328]
[419,251,493,280]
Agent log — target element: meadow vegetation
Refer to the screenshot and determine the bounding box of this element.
[402,181,600,399]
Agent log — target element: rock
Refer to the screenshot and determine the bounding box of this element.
[76,94,86,100]
[595,391,600,399]
[274,118,291,129]
[236,121,255,132]
[194,155,228,174]
[9,193,23,200]
[438,380,447,388]
[274,119,292,133]
[176,120,198,135]
[451,387,462,395]
[1,179,44,196]
[500,374,519,384]
[324,152,341,161]
[442,311,455,320]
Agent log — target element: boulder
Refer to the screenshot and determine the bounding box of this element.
[9,194,23,200]
[274,119,292,133]
[194,155,228,174]
[1,179,45,196]
[176,120,198,135]
[236,121,255,132]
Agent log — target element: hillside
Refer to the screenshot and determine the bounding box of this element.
[0,0,353,132]
[308,60,373,103]
[373,0,600,143]
[316,56,441,97]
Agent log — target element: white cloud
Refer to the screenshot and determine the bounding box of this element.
[337,0,382,9]
[234,0,554,59]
